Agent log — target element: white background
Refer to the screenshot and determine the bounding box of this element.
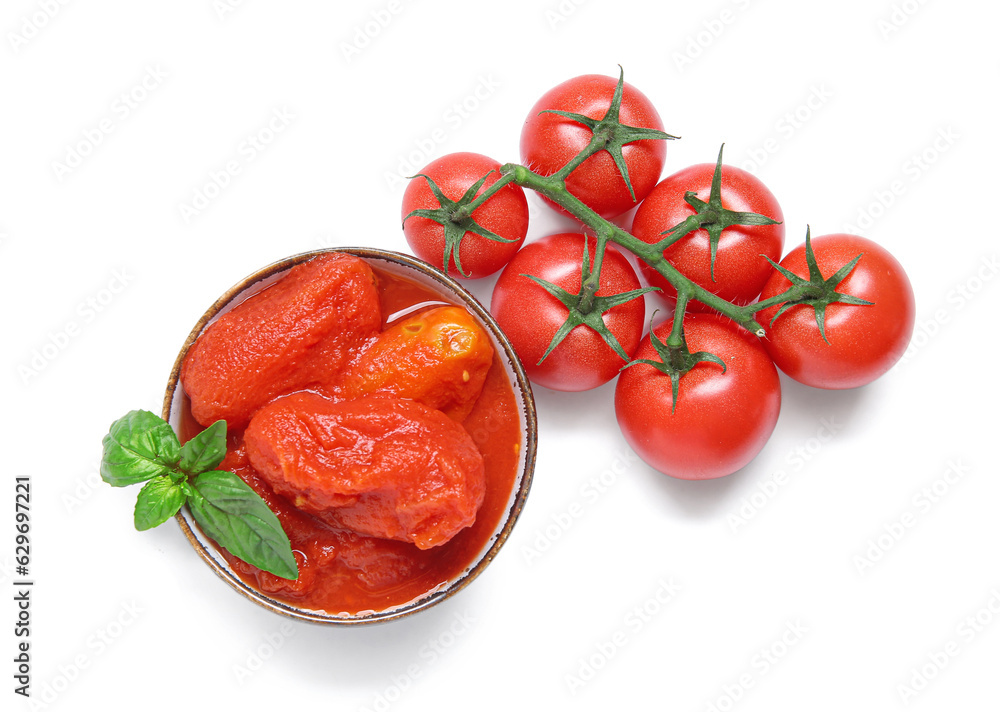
[3,0,999,710]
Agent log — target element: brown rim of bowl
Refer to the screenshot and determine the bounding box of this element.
[162,247,537,625]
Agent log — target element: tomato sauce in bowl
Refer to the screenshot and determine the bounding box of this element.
[163,248,536,623]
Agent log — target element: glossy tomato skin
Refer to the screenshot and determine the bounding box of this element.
[630,163,784,309]
[757,234,915,389]
[615,313,781,480]
[491,233,645,392]
[520,75,667,220]
[402,152,529,279]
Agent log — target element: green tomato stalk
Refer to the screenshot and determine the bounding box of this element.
[403,67,870,385]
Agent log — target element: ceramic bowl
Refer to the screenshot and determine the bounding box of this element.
[162,247,536,624]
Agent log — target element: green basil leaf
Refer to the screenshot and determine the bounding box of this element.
[134,476,187,531]
[187,470,298,580]
[179,420,228,475]
[101,410,181,487]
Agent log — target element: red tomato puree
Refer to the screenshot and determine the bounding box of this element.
[178,254,521,615]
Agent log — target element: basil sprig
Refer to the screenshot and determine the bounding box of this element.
[101,410,298,580]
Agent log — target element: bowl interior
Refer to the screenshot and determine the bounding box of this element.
[163,247,536,624]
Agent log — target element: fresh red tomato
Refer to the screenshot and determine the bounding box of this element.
[401,152,529,279]
[490,233,645,392]
[615,313,781,479]
[630,162,784,309]
[757,233,915,389]
[519,74,667,220]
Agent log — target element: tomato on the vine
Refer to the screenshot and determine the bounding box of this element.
[401,152,529,279]
[631,160,784,309]
[520,74,668,220]
[615,313,781,480]
[490,232,646,392]
[757,233,915,390]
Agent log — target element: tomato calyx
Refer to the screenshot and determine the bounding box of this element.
[542,67,679,204]
[657,144,782,281]
[760,227,874,344]
[402,170,520,278]
[523,236,658,365]
[622,308,726,413]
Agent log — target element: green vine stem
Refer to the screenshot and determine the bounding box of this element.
[403,69,862,372]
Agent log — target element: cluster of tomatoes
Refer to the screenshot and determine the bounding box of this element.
[400,71,916,481]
